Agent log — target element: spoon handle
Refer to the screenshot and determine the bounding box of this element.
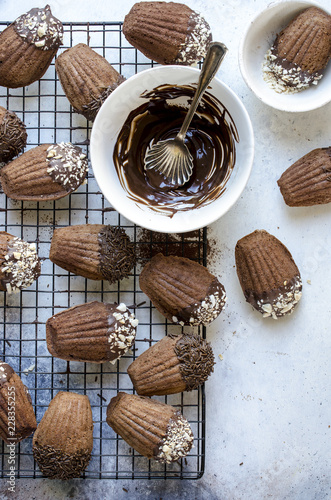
[177,41,228,141]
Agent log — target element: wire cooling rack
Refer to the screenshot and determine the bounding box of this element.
[0,21,206,479]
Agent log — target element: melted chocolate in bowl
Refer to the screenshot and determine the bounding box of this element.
[113,84,239,216]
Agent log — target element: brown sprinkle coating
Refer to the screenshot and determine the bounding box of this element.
[81,76,125,122]
[1,237,41,294]
[14,5,63,51]
[0,108,27,164]
[98,226,136,284]
[33,443,91,479]
[174,333,215,391]
[46,142,88,192]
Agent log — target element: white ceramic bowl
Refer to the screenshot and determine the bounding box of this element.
[90,66,254,233]
[239,1,331,112]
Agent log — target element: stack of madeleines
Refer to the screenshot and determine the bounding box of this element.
[0,0,330,480]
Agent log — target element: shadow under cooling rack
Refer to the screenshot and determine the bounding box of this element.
[0,21,206,480]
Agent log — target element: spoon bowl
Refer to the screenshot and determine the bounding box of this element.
[144,41,228,188]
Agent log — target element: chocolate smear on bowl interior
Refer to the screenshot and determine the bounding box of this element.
[113,84,238,216]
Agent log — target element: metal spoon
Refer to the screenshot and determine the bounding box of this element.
[144,41,228,188]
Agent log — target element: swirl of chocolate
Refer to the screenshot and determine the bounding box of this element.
[113,84,239,216]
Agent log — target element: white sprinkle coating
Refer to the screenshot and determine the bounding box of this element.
[156,412,194,463]
[257,275,302,320]
[108,304,138,363]
[1,237,40,294]
[175,13,211,65]
[262,48,322,94]
[46,142,88,192]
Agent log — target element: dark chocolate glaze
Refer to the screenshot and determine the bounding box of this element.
[0,109,27,164]
[113,84,238,216]
[14,5,63,51]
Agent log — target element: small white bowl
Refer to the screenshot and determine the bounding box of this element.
[239,1,331,112]
[90,66,254,233]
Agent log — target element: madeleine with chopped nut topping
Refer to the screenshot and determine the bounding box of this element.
[106,392,194,463]
[46,301,138,363]
[0,5,63,88]
[235,230,302,319]
[139,253,226,326]
[1,143,88,201]
[0,231,41,294]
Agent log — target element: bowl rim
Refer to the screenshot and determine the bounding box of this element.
[238,0,331,113]
[91,65,255,233]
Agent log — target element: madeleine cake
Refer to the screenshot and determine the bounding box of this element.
[106,392,194,463]
[1,143,88,201]
[263,7,331,93]
[278,147,331,206]
[139,253,226,326]
[0,5,63,88]
[49,224,136,283]
[123,1,212,65]
[33,391,93,479]
[46,301,138,363]
[128,333,215,396]
[55,43,125,121]
[235,230,302,319]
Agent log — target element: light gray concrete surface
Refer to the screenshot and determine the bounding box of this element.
[0,0,330,498]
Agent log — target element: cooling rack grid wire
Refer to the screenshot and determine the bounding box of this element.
[0,21,206,479]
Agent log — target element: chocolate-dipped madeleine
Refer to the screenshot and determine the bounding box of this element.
[1,143,88,201]
[139,253,226,326]
[278,147,331,207]
[106,392,194,463]
[0,231,41,294]
[263,7,331,93]
[49,224,136,283]
[0,361,37,443]
[128,333,214,396]
[123,1,212,65]
[55,43,125,121]
[33,391,93,479]
[0,107,27,164]
[46,301,138,363]
[0,5,63,88]
[235,230,302,319]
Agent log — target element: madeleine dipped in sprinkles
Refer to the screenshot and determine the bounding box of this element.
[49,224,136,283]
[33,391,93,479]
[128,333,215,396]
